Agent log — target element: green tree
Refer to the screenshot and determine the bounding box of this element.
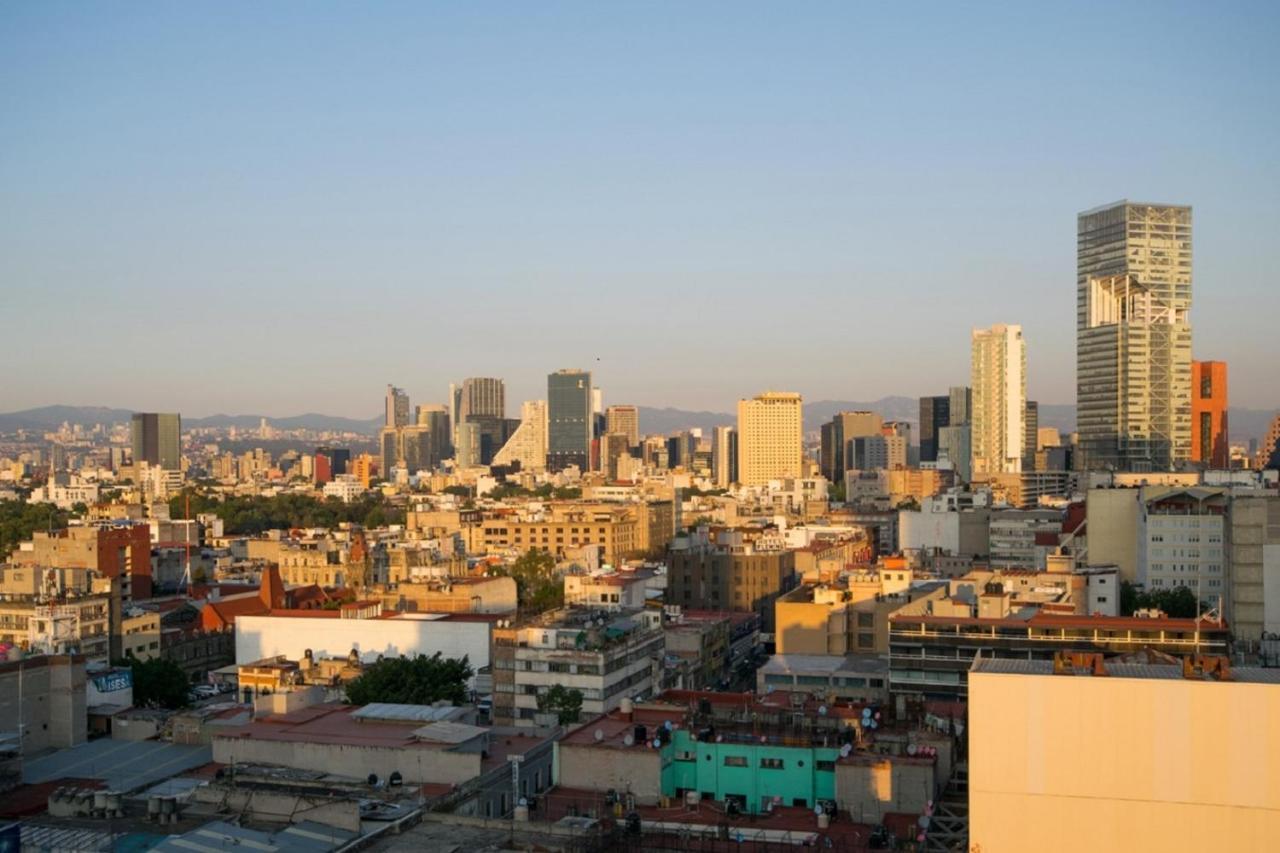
[127,657,191,709]
[345,653,473,705]
[537,684,583,725]
[1119,581,1201,618]
[492,549,563,614]
[442,485,471,498]
[0,501,69,557]
[164,489,405,535]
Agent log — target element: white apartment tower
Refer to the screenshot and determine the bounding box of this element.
[736,392,803,486]
[971,324,1026,475]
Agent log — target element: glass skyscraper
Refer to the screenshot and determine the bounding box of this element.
[547,369,592,472]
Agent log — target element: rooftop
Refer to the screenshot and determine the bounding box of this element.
[972,657,1280,684]
[758,653,889,676]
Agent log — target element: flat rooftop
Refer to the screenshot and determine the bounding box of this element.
[972,658,1280,683]
[758,653,889,676]
[23,740,213,793]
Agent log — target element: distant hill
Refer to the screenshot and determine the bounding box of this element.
[637,407,735,435]
[0,405,382,435]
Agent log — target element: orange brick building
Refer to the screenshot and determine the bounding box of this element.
[1191,360,1228,468]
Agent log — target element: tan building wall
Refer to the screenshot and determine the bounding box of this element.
[0,655,87,752]
[557,742,664,804]
[737,392,803,486]
[834,758,936,823]
[213,734,483,786]
[969,670,1280,852]
[120,611,161,661]
[1085,488,1142,581]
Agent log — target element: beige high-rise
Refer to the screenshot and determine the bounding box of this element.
[1077,201,1192,471]
[604,405,640,447]
[736,391,803,486]
[493,400,548,471]
[971,324,1026,475]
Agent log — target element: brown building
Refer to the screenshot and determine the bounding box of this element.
[473,501,674,566]
[667,537,797,633]
[12,523,153,600]
[1191,360,1229,468]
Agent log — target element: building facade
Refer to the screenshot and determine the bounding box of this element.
[1191,360,1229,468]
[1077,201,1193,472]
[737,392,803,486]
[131,412,181,470]
[547,370,592,472]
[971,324,1026,476]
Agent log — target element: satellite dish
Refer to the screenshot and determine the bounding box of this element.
[907,744,917,756]
[594,729,604,742]
[862,707,872,719]
[652,738,661,749]
[818,705,827,716]
[624,734,634,746]
[814,805,824,816]
[840,744,852,757]
[519,798,528,807]
[664,720,673,731]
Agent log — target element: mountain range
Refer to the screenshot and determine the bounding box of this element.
[1,401,1275,445]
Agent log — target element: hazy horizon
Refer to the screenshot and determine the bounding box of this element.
[4,3,1279,416]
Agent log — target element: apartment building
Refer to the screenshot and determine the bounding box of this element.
[667,530,797,633]
[474,501,674,565]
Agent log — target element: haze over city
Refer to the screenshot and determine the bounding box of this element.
[4,2,1280,416]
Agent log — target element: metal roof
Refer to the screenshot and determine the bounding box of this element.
[22,739,213,792]
[350,702,465,722]
[410,720,489,744]
[149,820,357,853]
[971,658,1280,684]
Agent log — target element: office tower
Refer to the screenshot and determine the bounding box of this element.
[591,387,603,417]
[736,391,803,486]
[454,422,482,469]
[1191,361,1229,468]
[1262,416,1280,469]
[712,426,738,487]
[848,434,907,471]
[1023,401,1039,470]
[1077,201,1193,471]
[460,377,505,421]
[605,405,640,448]
[493,400,548,471]
[949,386,972,426]
[939,424,972,482]
[448,382,462,445]
[379,428,399,476]
[601,434,631,481]
[971,324,1026,475]
[399,425,435,472]
[130,413,182,470]
[919,396,951,463]
[415,404,452,464]
[819,411,884,480]
[547,370,592,472]
[385,385,409,428]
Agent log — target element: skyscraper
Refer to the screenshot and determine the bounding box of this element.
[971,324,1026,475]
[385,385,410,428]
[736,391,803,486]
[1077,201,1193,471]
[819,411,883,480]
[1023,400,1039,471]
[919,396,951,463]
[493,400,549,472]
[460,377,505,421]
[948,386,972,426]
[131,413,181,470]
[712,425,737,488]
[1191,361,1229,468]
[605,405,640,448]
[547,370,592,472]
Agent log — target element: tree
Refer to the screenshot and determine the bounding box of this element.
[345,652,473,706]
[442,485,471,498]
[0,501,69,557]
[1120,580,1201,618]
[127,657,191,709]
[492,549,563,614]
[537,684,584,725]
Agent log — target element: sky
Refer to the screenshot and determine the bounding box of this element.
[2,2,1278,418]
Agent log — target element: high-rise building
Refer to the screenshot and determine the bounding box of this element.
[736,391,803,486]
[448,382,462,445]
[1191,361,1229,468]
[547,370,592,472]
[385,385,410,428]
[604,405,640,448]
[130,413,182,471]
[415,404,452,464]
[1023,400,1039,471]
[1263,415,1280,469]
[819,411,884,480]
[949,386,972,426]
[712,425,738,488]
[919,396,951,463]
[1077,201,1193,471]
[455,421,482,469]
[971,324,1026,475]
[493,400,548,471]
[460,377,505,422]
[601,433,631,481]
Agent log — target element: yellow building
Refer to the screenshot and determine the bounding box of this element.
[475,501,673,565]
[774,566,935,656]
[351,453,377,487]
[970,655,1280,852]
[120,608,161,661]
[736,391,803,486]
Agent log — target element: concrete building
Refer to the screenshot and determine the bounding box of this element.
[0,654,87,755]
[471,500,674,565]
[1077,201,1193,472]
[9,522,154,602]
[1138,487,1227,600]
[1191,360,1229,468]
[384,385,410,428]
[819,411,884,481]
[547,370,592,472]
[737,392,803,486]
[988,508,1063,569]
[604,405,640,448]
[938,423,972,482]
[667,531,797,633]
[774,566,934,656]
[969,655,1280,852]
[491,608,664,726]
[971,324,1026,476]
[919,396,950,464]
[1228,493,1280,652]
[898,495,991,561]
[563,567,663,611]
[492,400,548,472]
[131,412,181,470]
[712,425,737,488]
[756,653,890,705]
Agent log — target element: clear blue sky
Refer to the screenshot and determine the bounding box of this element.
[3,2,1278,417]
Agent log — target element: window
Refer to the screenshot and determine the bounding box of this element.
[816,760,836,772]
[760,758,784,769]
[724,756,748,767]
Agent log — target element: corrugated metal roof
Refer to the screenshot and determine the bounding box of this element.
[149,820,357,853]
[410,720,488,744]
[350,702,464,722]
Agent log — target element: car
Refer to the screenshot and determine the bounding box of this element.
[192,685,217,698]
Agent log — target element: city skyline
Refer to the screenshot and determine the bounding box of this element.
[4,4,1279,415]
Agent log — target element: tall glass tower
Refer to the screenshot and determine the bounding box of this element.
[1077,202,1192,471]
[547,369,592,472]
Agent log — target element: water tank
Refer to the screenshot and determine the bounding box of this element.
[514,804,530,822]
[148,796,162,821]
[685,791,702,806]
[818,812,831,829]
[93,791,109,812]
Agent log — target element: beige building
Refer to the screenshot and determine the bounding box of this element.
[775,565,936,656]
[969,655,1280,852]
[971,324,1026,475]
[474,501,674,565]
[492,400,548,471]
[120,608,161,660]
[604,405,640,448]
[0,654,87,754]
[380,575,517,614]
[736,391,803,486]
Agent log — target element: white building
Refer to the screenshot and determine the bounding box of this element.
[971,324,1026,475]
[1138,487,1227,601]
[322,474,365,503]
[563,567,664,611]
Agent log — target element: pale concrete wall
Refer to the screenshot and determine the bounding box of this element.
[1086,489,1141,581]
[969,670,1280,852]
[191,786,361,833]
[557,743,663,804]
[834,759,935,822]
[212,736,482,785]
